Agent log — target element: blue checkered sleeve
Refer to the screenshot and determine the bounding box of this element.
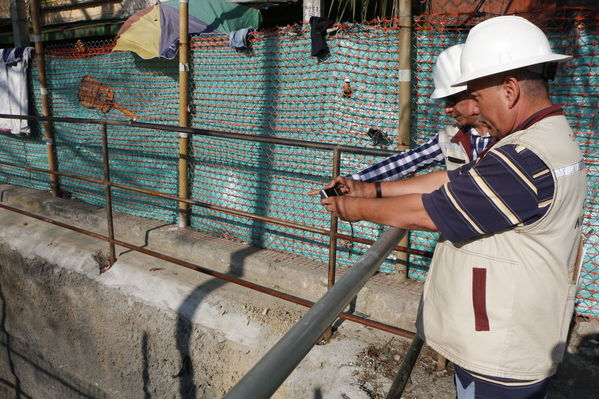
[347,135,445,182]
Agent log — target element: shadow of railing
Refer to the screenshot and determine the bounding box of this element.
[224,227,407,398]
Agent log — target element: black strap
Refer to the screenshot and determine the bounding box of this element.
[375,182,382,198]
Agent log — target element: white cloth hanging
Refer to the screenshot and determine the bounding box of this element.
[0,47,33,135]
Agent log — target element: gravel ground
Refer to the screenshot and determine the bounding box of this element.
[350,318,599,399]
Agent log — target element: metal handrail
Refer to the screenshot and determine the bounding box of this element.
[0,114,425,339]
[1,113,399,155]
[0,200,414,339]
[224,227,407,399]
[0,114,434,260]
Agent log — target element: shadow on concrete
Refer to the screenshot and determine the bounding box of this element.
[142,332,151,399]
[331,297,358,332]
[549,331,599,399]
[0,278,23,398]
[0,278,105,398]
[171,27,286,398]
[173,246,261,398]
[118,222,172,257]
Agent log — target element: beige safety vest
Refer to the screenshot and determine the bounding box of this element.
[437,125,489,171]
[417,115,587,380]
[437,125,469,171]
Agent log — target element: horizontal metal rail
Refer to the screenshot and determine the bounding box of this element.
[0,201,414,339]
[0,113,424,341]
[0,157,432,259]
[0,114,400,156]
[0,114,434,259]
[224,227,408,399]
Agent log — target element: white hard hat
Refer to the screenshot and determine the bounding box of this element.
[453,16,571,86]
[430,44,467,100]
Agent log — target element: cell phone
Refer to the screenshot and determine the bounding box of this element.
[319,186,344,199]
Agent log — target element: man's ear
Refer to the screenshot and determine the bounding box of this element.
[503,76,520,109]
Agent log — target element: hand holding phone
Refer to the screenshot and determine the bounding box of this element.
[319,186,344,199]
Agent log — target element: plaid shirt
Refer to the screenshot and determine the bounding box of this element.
[348,127,493,182]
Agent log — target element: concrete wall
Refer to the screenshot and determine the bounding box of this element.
[0,184,422,398]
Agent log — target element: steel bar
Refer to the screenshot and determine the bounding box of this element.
[0,200,414,339]
[223,227,407,399]
[327,148,341,289]
[321,148,341,343]
[385,334,424,399]
[394,0,413,282]
[177,1,191,227]
[0,114,399,158]
[100,123,116,271]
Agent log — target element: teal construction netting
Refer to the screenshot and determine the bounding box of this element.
[0,8,597,317]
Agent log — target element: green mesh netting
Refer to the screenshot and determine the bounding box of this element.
[1,10,597,317]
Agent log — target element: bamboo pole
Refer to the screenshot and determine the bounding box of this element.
[394,0,412,281]
[30,0,59,197]
[177,0,190,227]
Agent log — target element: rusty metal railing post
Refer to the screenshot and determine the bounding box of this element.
[320,147,341,343]
[327,147,341,289]
[100,122,116,272]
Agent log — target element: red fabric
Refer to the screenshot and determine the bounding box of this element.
[512,104,564,133]
[450,128,473,162]
[472,267,490,331]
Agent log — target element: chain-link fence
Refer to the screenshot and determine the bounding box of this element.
[1,6,597,317]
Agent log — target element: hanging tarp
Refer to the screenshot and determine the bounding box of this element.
[112,0,262,59]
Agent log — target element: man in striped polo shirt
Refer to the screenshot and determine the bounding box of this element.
[318,16,587,399]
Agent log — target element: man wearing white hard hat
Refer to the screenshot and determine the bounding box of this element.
[317,16,587,398]
[347,44,493,182]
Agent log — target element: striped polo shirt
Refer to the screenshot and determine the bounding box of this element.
[422,143,555,243]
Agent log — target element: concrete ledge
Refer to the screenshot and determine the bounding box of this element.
[0,184,422,398]
[0,184,423,331]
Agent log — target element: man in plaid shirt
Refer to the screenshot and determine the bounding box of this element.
[348,44,493,182]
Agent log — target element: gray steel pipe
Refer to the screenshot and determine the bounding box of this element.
[224,227,407,399]
[385,334,424,398]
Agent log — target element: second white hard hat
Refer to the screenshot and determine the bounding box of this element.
[453,16,571,86]
[430,44,467,100]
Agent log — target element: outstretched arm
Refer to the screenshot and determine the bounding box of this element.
[379,170,449,197]
[348,134,445,182]
[315,170,449,231]
[309,170,449,199]
[321,194,438,232]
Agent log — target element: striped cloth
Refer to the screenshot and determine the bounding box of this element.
[348,127,493,182]
[422,144,554,243]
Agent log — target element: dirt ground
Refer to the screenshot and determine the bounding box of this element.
[351,318,599,399]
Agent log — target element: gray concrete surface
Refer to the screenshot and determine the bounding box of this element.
[0,184,425,398]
